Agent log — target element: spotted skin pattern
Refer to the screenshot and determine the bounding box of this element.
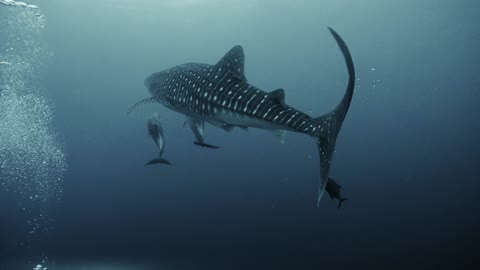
[132,28,355,205]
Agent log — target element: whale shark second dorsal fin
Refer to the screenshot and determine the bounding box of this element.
[215,45,247,82]
[268,89,285,106]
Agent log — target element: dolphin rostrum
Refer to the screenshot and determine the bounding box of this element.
[184,117,221,149]
[130,27,355,205]
[145,115,171,166]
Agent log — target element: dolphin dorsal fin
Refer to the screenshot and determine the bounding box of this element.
[216,45,247,82]
[268,89,285,106]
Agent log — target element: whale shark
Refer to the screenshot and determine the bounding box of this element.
[129,27,355,205]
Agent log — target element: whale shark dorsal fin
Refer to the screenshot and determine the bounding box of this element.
[216,45,247,82]
[268,89,285,106]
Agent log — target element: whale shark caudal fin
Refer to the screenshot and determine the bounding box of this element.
[144,158,172,166]
[313,27,355,206]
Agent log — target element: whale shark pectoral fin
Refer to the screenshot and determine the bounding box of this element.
[194,141,221,149]
[144,158,172,166]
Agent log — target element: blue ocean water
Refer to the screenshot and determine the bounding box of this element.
[1,0,479,269]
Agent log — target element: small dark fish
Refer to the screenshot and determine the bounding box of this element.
[146,115,171,166]
[325,177,348,209]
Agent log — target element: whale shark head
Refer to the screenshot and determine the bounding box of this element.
[144,69,171,96]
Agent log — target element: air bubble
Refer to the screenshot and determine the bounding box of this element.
[0,1,66,253]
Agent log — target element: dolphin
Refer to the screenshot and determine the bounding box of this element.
[145,115,171,166]
[129,27,355,205]
[325,177,348,209]
[184,117,221,148]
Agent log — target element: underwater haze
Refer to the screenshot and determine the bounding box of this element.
[1,0,479,269]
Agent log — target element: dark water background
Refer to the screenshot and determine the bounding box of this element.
[1,0,479,269]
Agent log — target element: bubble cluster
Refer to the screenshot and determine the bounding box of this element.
[0,1,66,237]
[33,263,47,270]
[0,0,38,10]
[0,92,66,201]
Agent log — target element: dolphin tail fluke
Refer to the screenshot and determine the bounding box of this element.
[337,198,348,209]
[144,158,172,166]
[193,141,221,149]
[313,27,355,206]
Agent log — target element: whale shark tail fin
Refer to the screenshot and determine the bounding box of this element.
[313,27,355,206]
